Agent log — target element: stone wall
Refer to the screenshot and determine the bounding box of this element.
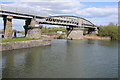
[27,28,42,38]
[67,28,83,40]
[3,16,13,39]
[26,18,42,38]
[0,39,51,51]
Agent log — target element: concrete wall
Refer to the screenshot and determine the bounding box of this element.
[0,39,51,51]
[26,18,42,38]
[3,16,13,39]
[67,28,83,40]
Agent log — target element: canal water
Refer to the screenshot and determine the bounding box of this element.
[1,39,118,78]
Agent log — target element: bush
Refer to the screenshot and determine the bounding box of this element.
[57,33,66,39]
[41,27,66,34]
[83,28,89,35]
[98,24,119,40]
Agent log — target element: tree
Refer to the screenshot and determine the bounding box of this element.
[98,24,119,40]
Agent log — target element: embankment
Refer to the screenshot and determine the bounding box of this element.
[83,35,111,40]
[0,39,51,51]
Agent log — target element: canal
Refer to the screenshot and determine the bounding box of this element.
[1,39,118,78]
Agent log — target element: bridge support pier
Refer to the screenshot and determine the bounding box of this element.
[94,27,98,34]
[26,18,42,38]
[67,28,83,40]
[3,16,13,39]
[23,19,31,37]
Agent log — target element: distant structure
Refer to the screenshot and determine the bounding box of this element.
[0,6,98,40]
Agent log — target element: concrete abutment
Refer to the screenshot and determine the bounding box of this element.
[26,18,42,39]
[3,16,13,39]
[67,28,83,40]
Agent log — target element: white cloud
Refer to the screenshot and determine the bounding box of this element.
[76,6,118,18]
[1,0,119,2]
[1,0,83,16]
[0,1,118,27]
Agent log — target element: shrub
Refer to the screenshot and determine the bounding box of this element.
[98,24,119,40]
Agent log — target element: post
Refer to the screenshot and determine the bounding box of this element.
[3,16,13,39]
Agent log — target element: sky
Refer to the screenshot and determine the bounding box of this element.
[0,0,119,31]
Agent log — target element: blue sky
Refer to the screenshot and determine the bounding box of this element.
[0,0,118,31]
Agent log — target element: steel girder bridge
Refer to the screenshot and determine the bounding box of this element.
[0,9,98,39]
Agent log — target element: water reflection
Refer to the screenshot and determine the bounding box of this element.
[86,39,95,44]
[1,39,118,78]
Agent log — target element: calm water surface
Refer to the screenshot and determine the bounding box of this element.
[1,39,118,78]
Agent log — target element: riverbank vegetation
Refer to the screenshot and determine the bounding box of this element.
[1,24,119,40]
[83,28,89,35]
[0,29,25,35]
[0,30,4,34]
[98,24,119,40]
[41,27,66,34]
[0,37,40,43]
[56,33,66,39]
[41,27,67,39]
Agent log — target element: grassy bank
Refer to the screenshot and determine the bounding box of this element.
[83,34,111,41]
[0,37,41,43]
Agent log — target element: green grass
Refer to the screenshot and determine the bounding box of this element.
[0,37,41,43]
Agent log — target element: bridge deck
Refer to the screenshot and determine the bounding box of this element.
[0,10,44,19]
